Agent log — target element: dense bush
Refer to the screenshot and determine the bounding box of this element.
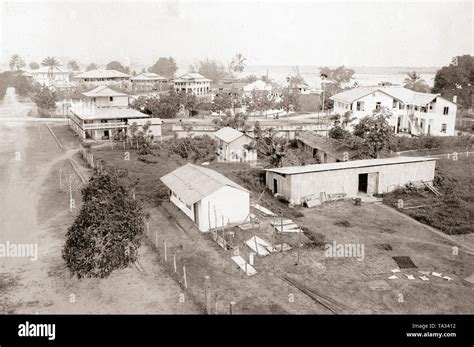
[166,135,216,162]
[62,171,145,278]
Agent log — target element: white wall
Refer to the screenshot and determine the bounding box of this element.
[198,186,250,232]
[93,95,129,108]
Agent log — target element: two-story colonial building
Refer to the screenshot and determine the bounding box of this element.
[330,86,457,136]
[30,66,70,87]
[131,72,169,93]
[73,69,130,87]
[173,73,211,96]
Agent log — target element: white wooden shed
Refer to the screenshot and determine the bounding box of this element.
[265,156,436,205]
[160,163,250,232]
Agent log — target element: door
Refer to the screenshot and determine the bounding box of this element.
[273,178,278,194]
[367,173,378,195]
[193,202,199,226]
[358,173,368,193]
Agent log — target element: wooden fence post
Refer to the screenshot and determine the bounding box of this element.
[204,276,212,314]
[183,266,187,289]
[229,301,235,315]
[173,254,177,273]
[164,241,167,261]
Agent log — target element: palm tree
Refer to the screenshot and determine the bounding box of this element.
[9,54,26,71]
[403,71,429,92]
[230,53,247,74]
[42,57,61,84]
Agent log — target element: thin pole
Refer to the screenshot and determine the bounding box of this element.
[183,266,187,289]
[164,241,167,261]
[173,254,177,273]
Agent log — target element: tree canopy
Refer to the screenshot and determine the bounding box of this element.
[86,63,99,71]
[9,54,26,71]
[29,62,40,70]
[67,60,80,71]
[433,55,473,109]
[148,57,178,79]
[106,61,130,74]
[229,53,247,74]
[33,86,57,110]
[403,71,430,92]
[191,58,229,82]
[319,66,355,110]
[62,170,145,279]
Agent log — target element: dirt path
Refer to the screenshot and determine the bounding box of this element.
[0,118,200,313]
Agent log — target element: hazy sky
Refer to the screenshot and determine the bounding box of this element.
[1,0,472,68]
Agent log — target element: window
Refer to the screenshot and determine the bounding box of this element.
[392,100,397,109]
[375,102,382,110]
[399,103,404,109]
[414,106,418,111]
[356,101,364,111]
[109,96,114,102]
[441,124,447,133]
[443,107,449,115]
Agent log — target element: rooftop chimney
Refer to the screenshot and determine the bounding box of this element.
[453,95,458,103]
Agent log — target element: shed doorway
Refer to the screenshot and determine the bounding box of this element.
[193,202,199,225]
[358,173,368,193]
[273,178,278,193]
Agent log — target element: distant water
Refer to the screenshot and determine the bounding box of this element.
[240,65,436,88]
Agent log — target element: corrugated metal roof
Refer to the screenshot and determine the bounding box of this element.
[131,73,168,81]
[214,127,244,143]
[69,105,147,120]
[296,133,358,160]
[75,69,130,79]
[330,86,448,106]
[160,163,248,205]
[174,73,212,82]
[82,85,128,97]
[265,156,436,175]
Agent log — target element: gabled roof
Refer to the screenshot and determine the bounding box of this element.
[69,105,148,120]
[330,86,451,107]
[214,127,246,143]
[174,73,212,82]
[296,133,358,161]
[265,156,436,175]
[82,85,129,98]
[131,72,168,81]
[160,163,248,205]
[74,69,130,79]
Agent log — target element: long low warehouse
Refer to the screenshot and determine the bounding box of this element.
[265,156,436,205]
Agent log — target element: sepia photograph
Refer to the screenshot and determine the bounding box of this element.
[0,0,472,345]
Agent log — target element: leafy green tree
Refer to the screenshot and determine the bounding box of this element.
[9,54,26,71]
[213,112,248,130]
[148,57,178,79]
[86,63,99,71]
[131,90,181,118]
[403,71,430,92]
[33,86,57,110]
[106,61,129,74]
[29,62,40,70]
[353,107,394,158]
[12,75,35,97]
[279,89,300,114]
[62,170,144,279]
[177,90,198,116]
[239,74,258,83]
[67,60,80,71]
[328,125,351,140]
[212,93,233,114]
[319,66,355,110]
[433,55,473,109]
[191,58,229,82]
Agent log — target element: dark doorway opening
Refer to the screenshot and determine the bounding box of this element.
[273,178,278,193]
[358,173,368,193]
[193,202,199,224]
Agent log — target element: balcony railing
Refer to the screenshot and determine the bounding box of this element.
[83,122,127,130]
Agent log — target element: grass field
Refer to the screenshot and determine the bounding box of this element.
[90,141,474,314]
[383,156,473,235]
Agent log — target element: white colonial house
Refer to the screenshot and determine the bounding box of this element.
[68,86,161,141]
[131,72,169,93]
[73,69,130,87]
[330,86,457,136]
[173,73,211,96]
[29,66,70,87]
[160,163,250,232]
[214,127,257,163]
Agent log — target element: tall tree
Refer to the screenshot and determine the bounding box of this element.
[62,170,144,279]
[191,58,228,82]
[433,55,473,109]
[67,60,80,71]
[86,63,99,71]
[229,53,247,74]
[148,57,178,79]
[106,61,129,74]
[9,54,26,71]
[29,62,40,70]
[319,66,355,110]
[403,71,430,92]
[41,57,61,83]
[353,107,394,158]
